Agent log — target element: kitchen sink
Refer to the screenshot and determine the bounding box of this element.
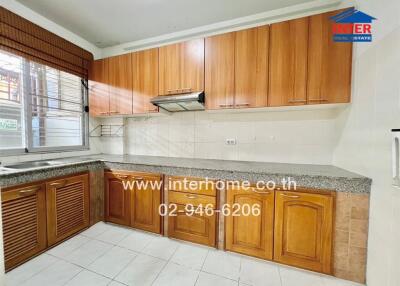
[3,160,63,170]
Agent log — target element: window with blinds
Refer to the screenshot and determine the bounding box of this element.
[0,49,88,153]
[0,51,24,151]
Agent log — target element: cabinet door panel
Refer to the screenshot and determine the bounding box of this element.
[89,59,109,116]
[46,174,89,246]
[105,172,130,226]
[132,49,159,113]
[235,26,269,108]
[274,191,334,274]
[159,43,181,95]
[269,18,308,106]
[225,187,274,259]
[168,204,216,246]
[108,54,133,115]
[131,176,162,234]
[1,184,47,270]
[181,39,204,93]
[307,11,352,104]
[205,33,235,109]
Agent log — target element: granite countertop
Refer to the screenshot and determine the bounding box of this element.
[0,154,372,193]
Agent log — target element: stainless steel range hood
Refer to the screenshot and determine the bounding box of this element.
[150,91,205,112]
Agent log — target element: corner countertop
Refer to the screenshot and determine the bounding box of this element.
[0,154,372,193]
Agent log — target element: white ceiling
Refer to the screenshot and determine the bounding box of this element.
[16,0,315,48]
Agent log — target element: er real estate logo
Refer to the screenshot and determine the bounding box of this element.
[330,8,377,42]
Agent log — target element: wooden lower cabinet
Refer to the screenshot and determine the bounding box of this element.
[225,186,275,260]
[131,174,162,233]
[167,176,217,246]
[1,183,47,270]
[46,174,90,246]
[105,171,162,234]
[274,190,334,274]
[105,172,131,225]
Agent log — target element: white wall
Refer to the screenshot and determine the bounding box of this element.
[98,108,342,165]
[333,0,400,285]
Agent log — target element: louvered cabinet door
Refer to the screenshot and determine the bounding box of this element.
[1,184,47,270]
[46,174,90,246]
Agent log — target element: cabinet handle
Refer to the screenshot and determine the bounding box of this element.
[235,103,250,107]
[308,99,329,102]
[50,181,64,186]
[219,104,234,108]
[185,194,198,199]
[252,189,270,194]
[281,193,300,199]
[109,111,120,114]
[99,112,109,115]
[288,99,306,103]
[19,187,40,196]
[117,175,129,179]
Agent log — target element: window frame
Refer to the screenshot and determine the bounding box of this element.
[0,51,89,156]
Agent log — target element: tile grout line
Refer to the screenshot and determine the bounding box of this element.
[194,249,210,285]
[149,241,181,286]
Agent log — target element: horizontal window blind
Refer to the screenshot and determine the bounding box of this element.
[0,51,24,150]
[0,7,93,79]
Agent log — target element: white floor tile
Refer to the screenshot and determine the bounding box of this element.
[196,272,237,286]
[115,254,166,286]
[64,270,111,286]
[47,235,90,258]
[65,239,113,267]
[170,243,209,270]
[142,237,179,260]
[202,250,241,280]
[20,260,82,286]
[108,281,127,286]
[279,266,324,286]
[87,246,138,279]
[80,222,111,238]
[321,276,364,286]
[96,226,132,245]
[240,257,281,286]
[153,262,199,286]
[117,230,156,252]
[6,254,59,286]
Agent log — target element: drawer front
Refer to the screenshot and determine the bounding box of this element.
[169,191,216,208]
[168,204,216,246]
[168,176,217,196]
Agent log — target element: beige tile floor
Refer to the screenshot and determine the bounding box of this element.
[6,222,364,286]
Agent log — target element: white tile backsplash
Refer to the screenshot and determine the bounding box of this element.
[98,108,341,164]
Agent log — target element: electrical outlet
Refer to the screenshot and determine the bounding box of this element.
[226,138,237,145]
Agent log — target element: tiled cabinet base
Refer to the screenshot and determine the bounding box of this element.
[333,192,370,284]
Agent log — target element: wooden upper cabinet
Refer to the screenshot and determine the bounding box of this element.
[46,174,90,246]
[132,48,159,113]
[307,11,352,104]
[131,174,162,234]
[181,39,204,93]
[159,42,181,95]
[205,32,235,109]
[108,53,133,115]
[2,184,47,270]
[235,26,269,108]
[269,18,309,106]
[274,190,334,274]
[89,59,109,116]
[159,39,204,95]
[105,172,131,226]
[225,186,274,260]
